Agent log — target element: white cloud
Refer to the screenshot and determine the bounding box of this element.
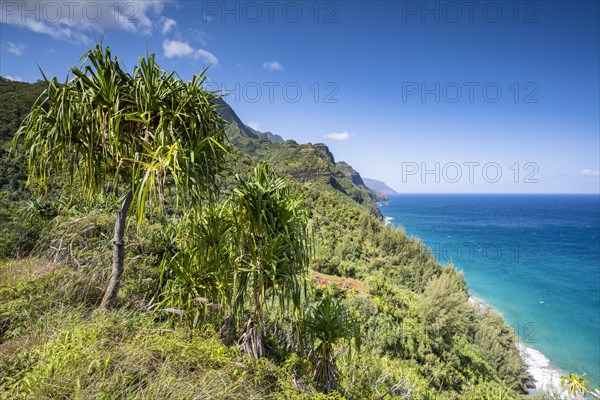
[247,121,261,131]
[263,61,283,71]
[580,169,600,177]
[3,42,25,55]
[324,131,350,141]
[163,39,194,57]
[0,1,170,44]
[2,75,23,81]
[161,17,176,34]
[195,48,219,66]
[162,39,219,66]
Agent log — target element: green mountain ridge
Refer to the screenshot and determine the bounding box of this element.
[216,98,386,217]
[213,97,284,143]
[0,75,541,399]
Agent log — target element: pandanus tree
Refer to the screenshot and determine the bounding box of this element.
[304,294,361,393]
[232,163,310,358]
[12,44,227,308]
[158,203,236,328]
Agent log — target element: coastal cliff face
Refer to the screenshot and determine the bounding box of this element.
[0,77,527,398]
[363,177,398,199]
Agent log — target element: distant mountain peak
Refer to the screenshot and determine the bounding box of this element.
[363,178,398,197]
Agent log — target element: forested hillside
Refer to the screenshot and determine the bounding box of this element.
[0,53,530,400]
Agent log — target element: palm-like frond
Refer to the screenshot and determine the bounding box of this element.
[13,44,227,225]
[232,163,310,319]
[561,373,590,397]
[158,203,235,328]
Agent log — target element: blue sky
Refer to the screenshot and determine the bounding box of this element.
[1,0,599,193]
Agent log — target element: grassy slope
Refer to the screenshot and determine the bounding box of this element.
[0,78,529,399]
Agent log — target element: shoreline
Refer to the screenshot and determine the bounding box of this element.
[469,296,567,397]
[378,205,591,398]
[517,342,566,396]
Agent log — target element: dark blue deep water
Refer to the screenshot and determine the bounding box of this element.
[380,194,600,387]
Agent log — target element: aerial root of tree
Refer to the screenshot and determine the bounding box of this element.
[310,344,338,394]
[238,317,264,359]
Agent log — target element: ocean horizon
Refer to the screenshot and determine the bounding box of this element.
[380,193,600,389]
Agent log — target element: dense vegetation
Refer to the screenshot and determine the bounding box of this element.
[0,48,578,399]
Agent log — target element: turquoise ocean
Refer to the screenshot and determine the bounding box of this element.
[380,194,600,388]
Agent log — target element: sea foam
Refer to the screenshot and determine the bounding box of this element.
[517,342,570,397]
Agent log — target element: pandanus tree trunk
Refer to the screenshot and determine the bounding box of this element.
[101,189,133,308]
[311,343,338,394]
[238,316,264,358]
